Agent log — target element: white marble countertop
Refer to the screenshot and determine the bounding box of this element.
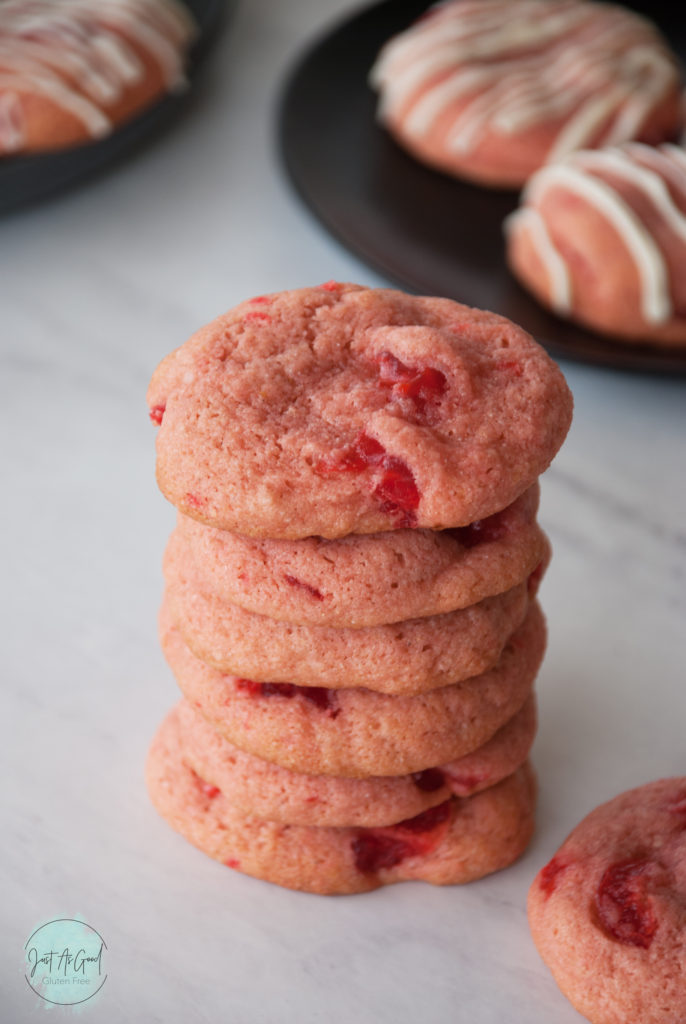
[2,2,685,1021]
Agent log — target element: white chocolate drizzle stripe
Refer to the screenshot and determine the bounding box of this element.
[376,47,470,119]
[0,41,136,103]
[0,70,111,136]
[380,1,590,73]
[627,144,686,206]
[545,85,631,162]
[89,33,144,87]
[505,207,572,312]
[405,65,508,136]
[448,76,536,152]
[601,47,675,144]
[47,3,189,87]
[0,90,25,150]
[370,3,530,81]
[572,148,686,245]
[405,51,568,137]
[370,1,588,91]
[663,144,686,173]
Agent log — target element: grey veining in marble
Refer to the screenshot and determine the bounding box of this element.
[1,2,684,1022]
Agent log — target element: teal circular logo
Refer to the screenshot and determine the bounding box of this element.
[24,919,107,1006]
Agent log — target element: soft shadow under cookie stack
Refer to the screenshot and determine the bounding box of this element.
[145,283,573,894]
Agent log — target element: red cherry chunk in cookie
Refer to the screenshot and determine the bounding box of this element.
[185,492,206,509]
[352,833,413,873]
[318,433,385,474]
[149,404,165,425]
[315,351,444,525]
[398,801,452,834]
[594,859,659,948]
[353,801,451,873]
[411,768,446,792]
[283,574,324,601]
[190,770,221,800]
[373,350,447,418]
[242,311,272,324]
[235,678,262,697]
[372,456,420,527]
[318,433,420,527]
[235,678,338,716]
[447,508,509,548]
[290,685,338,714]
[538,855,569,899]
[447,771,488,796]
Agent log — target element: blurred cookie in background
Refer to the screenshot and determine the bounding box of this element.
[505,143,686,346]
[369,0,683,189]
[0,0,197,156]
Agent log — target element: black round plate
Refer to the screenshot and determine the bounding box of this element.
[279,0,686,374]
[0,0,227,215]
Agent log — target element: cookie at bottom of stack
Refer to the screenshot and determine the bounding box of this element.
[146,708,537,894]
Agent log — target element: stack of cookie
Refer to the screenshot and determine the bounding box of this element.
[146,283,573,894]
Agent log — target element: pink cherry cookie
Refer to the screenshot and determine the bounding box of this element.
[148,284,572,538]
[529,777,686,1024]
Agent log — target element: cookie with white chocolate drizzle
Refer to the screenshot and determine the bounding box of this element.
[0,0,196,156]
[370,0,683,189]
[505,143,686,346]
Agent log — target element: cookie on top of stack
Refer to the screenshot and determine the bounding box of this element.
[145,282,573,894]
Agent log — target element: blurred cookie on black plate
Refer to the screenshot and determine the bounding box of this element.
[505,143,686,346]
[0,0,197,156]
[370,0,683,189]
